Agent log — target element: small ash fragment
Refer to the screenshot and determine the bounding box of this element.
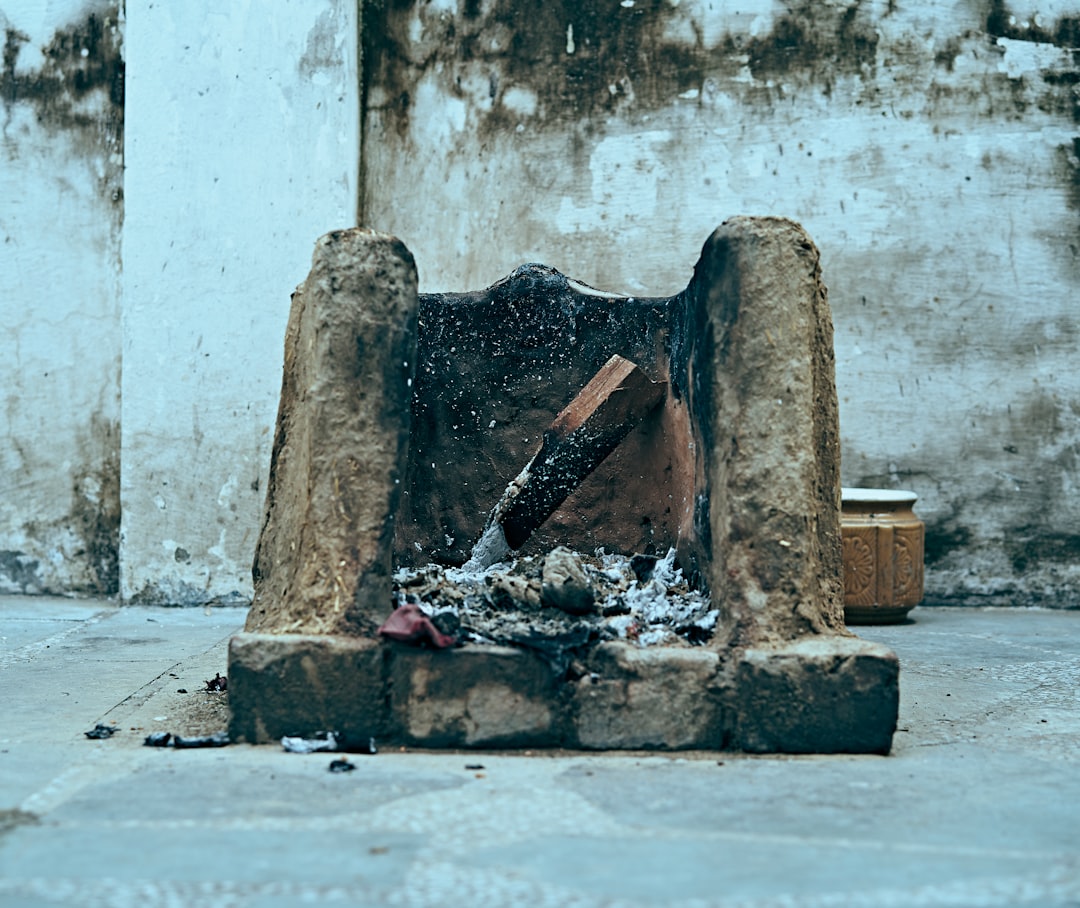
[281,732,377,755]
[282,732,338,754]
[329,759,356,773]
[541,547,596,615]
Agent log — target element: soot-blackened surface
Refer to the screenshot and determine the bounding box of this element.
[361,0,889,138]
[1,415,121,596]
[1058,137,1080,216]
[732,2,878,89]
[363,0,707,135]
[1,7,123,142]
[69,416,121,595]
[987,0,1080,47]
[393,264,683,567]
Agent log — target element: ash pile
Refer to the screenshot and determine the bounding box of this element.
[390,546,718,663]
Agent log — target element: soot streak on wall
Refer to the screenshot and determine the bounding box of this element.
[2,11,124,138]
[362,0,1080,607]
[0,6,123,595]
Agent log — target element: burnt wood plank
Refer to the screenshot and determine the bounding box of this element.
[493,354,666,552]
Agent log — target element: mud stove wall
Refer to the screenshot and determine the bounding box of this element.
[230,217,898,753]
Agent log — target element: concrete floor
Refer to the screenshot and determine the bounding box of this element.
[0,597,1078,907]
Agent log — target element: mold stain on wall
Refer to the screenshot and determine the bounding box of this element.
[361,0,1080,242]
[363,0,704,138]
[361,0,889,142]
[0,6,124,596]
[5,415,121,596]
[361,0,1080,141]
[69,416,122,594]
[2,9,124,144]
[986,0,1080,47]
[733,2,878,89]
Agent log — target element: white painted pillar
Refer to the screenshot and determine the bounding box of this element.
[121,0,360,603]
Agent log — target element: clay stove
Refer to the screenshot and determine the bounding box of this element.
[228,216,899,753]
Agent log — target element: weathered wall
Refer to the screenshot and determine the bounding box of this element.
[0,2,123,595]
[120,0,359,603]
[3,0,1076,608]
[362,0,1080,606]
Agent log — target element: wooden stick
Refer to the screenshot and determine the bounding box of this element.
[465,355,666,569]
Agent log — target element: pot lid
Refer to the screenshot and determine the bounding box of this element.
[841,487,918,504]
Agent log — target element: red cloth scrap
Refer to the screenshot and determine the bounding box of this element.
[377,603,457,649]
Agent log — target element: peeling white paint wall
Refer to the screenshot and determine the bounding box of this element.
[362,0,1080,606]
[0,1,123,595]
[120,0,359,603]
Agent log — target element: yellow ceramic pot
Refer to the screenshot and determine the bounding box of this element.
[841,488,925,625]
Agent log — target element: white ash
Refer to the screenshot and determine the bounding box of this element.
[393,547,718,657]
[461,521,511,572]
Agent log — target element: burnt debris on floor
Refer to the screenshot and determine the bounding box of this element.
[203,673,227,692]
[84,723,117,740]
[143,730,230,749]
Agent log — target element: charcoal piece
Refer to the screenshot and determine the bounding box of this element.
[172,731,230,748]
[204,673,228,692]
[431,609,461,637]
[329,759,356,773]
[630,553,659,583]
[144,732,173,747]
[679,624,713,645]
[85,724,116,739]
[337,734,377,755]
[601,599,631,617]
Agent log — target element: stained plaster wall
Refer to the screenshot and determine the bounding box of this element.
[362,0,1080,607]
[2,1,358,604]
[3,1,1077,609]
[1,1,123,596]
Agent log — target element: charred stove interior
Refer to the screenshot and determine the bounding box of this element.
[383,266,711,663]
[397,264,694,573]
